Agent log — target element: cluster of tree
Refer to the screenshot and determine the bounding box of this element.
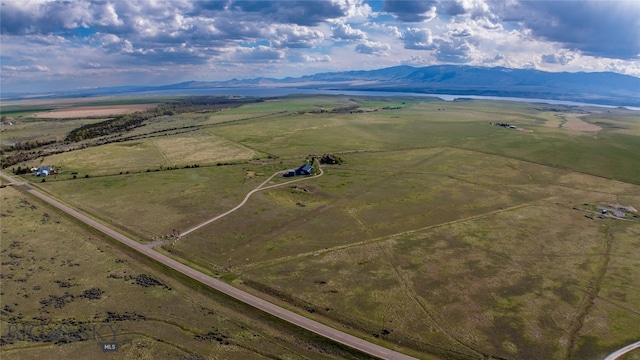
[65,112,154,142]
[309,105,360,114]
[168,96,262,113]
[3,139,57,153]
[1,147,67,169]
[12,166,32,175]
[319,154,344,165]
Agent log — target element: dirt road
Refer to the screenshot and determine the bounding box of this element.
[180,167,324,237]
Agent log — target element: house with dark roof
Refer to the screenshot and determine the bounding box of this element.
[296,164,313,175]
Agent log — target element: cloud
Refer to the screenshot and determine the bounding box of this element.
[270,24,325,48]
[541,52,577,66]
[231,45,286,62]
[450,27,473,38]
[225,0,355,26]
[442,0,491,18]
[2,0,640,92]
[401,54,434,66]
[1,65,49,72]
[291,54,333,63]
[355,40,391,55]
[434,38,474,63]
[332,22,367,41]
[494,0,640,60]
[401,28,435,50]
[383,0,437,22]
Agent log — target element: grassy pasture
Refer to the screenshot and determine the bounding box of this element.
[3,95,640,359]
[19,130,256,176]
[238,197,640,360]
[34,164,273,239]
[0,186,364,360]
[1,118,106,147]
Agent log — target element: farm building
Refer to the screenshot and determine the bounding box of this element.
[296,164,313,175]
[283,163,314,177]
[34,166,52,177]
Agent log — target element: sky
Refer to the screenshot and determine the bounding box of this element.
[1,0,639,93]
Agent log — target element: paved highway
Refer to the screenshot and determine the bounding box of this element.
[604,341,640,360]
[0,172,417,360]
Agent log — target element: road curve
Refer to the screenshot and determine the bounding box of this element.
[604,341,640,360]
[0,172,416,360]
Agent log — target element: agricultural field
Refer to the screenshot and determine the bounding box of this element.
[0,186,368,360]
[2,95,639,359]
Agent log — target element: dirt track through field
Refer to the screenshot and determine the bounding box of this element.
[177,167,325,239]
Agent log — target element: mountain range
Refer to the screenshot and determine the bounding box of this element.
[5,65,640,107]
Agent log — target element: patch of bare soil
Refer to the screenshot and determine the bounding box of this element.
[562,113,602,132]
[31,104,157,118]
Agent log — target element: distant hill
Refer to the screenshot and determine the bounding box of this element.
[5,66,639,107]
[243,65,639,107]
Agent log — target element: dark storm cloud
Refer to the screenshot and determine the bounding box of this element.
[493,0,640,60]
[383,0,438,22]
[441,0,467,16]
[226,0,349,26]
[0,0,335,68]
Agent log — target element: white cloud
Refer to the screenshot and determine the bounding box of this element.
[291,53,332,63]
[401,28,435,50]
[332,22,367,41]
[541,52,577,66]
[355,40,391,55]
[231,46,286,62]
[270,24,325,48]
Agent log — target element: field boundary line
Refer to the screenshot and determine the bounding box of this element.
[151,137,173,167]
[240,197,554,273]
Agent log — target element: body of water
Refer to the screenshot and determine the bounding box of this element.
[123,87,640,110]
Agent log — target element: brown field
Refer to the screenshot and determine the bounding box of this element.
[541,112,603,132]
[563,113,603,131]
[31,104,157,118]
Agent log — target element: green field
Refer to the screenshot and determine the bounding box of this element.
[0,186,369,359]
[2,95,639,359]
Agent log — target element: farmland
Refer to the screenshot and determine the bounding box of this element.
[0,186,366,360]
[2,95,639,359]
